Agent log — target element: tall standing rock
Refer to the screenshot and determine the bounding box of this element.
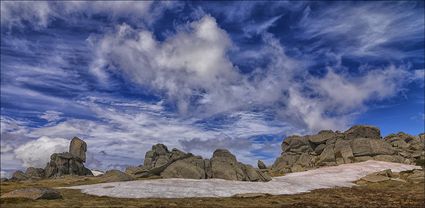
[44,137,92,178]
[69,137,87,162]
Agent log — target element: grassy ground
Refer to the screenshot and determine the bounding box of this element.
[1,176,424,208]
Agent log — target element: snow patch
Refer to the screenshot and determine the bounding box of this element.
[90,170,104,176]
[65,160,420,198]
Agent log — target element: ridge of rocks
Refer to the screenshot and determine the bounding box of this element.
[271,125,425,174]
[126,145,271,182]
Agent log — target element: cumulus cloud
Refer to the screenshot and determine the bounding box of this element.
[14,136,69,168]
[90,15,242,114]
[90,14,421,132]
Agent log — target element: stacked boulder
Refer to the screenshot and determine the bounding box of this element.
[44,137,92,178]
[11,137,92,181]
[126,144,271,182]
[272,125,425,174]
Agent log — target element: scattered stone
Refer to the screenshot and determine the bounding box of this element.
[1,188,62,200]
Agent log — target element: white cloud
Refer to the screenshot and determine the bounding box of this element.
[14,136,69,168]
[40,110,63,122]
[298,2,424,59]
[1,1,176,29]
[1,1,51,29]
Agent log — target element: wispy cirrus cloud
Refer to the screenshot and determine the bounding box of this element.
[297,1,424,59]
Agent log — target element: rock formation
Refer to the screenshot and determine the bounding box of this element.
[257,160,267,169]
[272,125,425,174]
[127,144,271,182]
[11,137,93,180]
[1,188,62,200]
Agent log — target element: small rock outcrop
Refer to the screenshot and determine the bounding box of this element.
[0,188,62,200]
[257,160,267,169]
[10,171,29,181]
[128,144,271,182]
[10,137,93,180]
[272,125,425,174]
[357,168,424,184]
[97,170,134,182]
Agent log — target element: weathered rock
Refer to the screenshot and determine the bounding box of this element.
[344,125,381,140]
[211,149,246,181]
[272,126,424,174]
[257,160,267,169]
[314,144,326,155]
[282,136,313,153]
[69,137,87,162]
[99,170,134,182]
[272,154,299,171]
[44,152,93,178]
[391,140,409,149]
[10,170,28,181]
[334,139,354,164]
[125,166,144,175]
[351,138,395,157]
[295,153,313,167]
[354,156,373,162]
[1,188,62,200]
[373,155,405,163]
[308,130,337,144]
[139,145,271,182]
[406,169,425,183]
[317,144,335,165]
[25,167,45,179]
[369,139,396,155]
[351,138,373,156]
[143,144,170,169]
[161,156,206,179]
[360,174,391,183]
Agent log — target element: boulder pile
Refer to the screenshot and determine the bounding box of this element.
[271,125,425,174]
[126,144,271,182]
[11,137,93,181]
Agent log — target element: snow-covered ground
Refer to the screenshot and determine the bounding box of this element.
[66,160,420,198]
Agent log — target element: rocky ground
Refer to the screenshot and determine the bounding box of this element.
[2,125,424,207]
[1,172,423,208]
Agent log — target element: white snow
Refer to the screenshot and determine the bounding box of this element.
[90,170,104,176]
[65,160,420,198]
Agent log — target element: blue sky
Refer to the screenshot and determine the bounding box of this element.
[1,1,424,177]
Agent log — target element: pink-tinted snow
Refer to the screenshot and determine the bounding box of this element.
[65,160,420,198]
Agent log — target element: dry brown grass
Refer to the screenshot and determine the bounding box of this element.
[1,176,424,208]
